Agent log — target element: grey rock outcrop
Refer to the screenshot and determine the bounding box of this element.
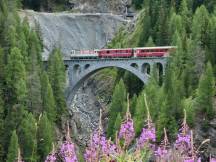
[20,10,128,60]
[69,0,132,14]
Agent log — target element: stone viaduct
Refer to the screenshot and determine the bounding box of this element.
[64,57,168,106]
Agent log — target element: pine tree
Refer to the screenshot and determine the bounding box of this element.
[130,94,137,117]
[41,72,56,122]
[19,113,37,162]
[145,36,155,47]
[6,47,27,104]
[37,112,54,161]
[195,62,215,119]
[192,5,210,47]
[133,91,146,135]
[26,31,42,115]
[113,113,122,136]
[123,71,144,95]
[0,93,4,160]
[0,48,4,89]
[179,0,191,33]
[107,79,126,137]
[48,49,67,122]
[6,130,19,162]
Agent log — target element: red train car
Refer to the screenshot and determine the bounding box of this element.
[98,48,133,58]
[134,46,175,57]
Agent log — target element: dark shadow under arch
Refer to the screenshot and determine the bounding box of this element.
[142,63,151,74]
[66,65,149,106]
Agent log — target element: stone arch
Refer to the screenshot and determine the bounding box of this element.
[130,63,139,69]
[142,63,151,74]
[156,62,163,85]
[84,64,90,70]
[66,64,149,106]
[73,64,81,75]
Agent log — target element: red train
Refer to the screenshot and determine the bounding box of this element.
[70,46,176,59]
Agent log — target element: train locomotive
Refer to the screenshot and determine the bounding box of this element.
[70,46,176,59]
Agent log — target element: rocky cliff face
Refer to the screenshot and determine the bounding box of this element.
[20,10,128,60]
[69,0,132,14]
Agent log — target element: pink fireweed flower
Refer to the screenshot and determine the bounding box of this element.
[45,153,57,162]
[137,94,156,150]
[118,118,135,146]
[137,126,156,149]
[175,110,192,157]
[84,109,117,161]
[59,141,78,162]
[84,131,117,162]
[155,128,170,160]
[210,158,216,162]
[118,94,135,147]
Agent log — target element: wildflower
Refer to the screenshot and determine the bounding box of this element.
[137,94,156,150]
[155,128,170,161]
[45,153,57,162]
[60,141,78,162]
[84,109,117,162]
[59,123,78,162]
[118,95,135,147]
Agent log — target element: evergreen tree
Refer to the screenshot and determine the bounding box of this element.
[19,113,37,162]
[0,93,4,160]
[133,91,146,135]
[48,49,67,122]
[26,31,42,115]
[6,47,27,105]
[0,48,4,89]
[195,62,215,119]
[6,130,19,162]
[107,79,126,137]
[145,36,155,47]
[113,113,122,135]
[130,94,137,117]
[123,71,143,95]
[179,0,191,33]
[41,72,56,122]
[192,5,210,47]
[37,112,54,161]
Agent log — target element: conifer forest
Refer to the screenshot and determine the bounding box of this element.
[0,0,216,161]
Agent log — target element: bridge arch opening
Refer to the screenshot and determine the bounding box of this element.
[73,64,81,75]
[130,63,139,69]
[84,64,90,70]
[156,62,163,85]
[66,65,148,106]
[142,63,151,74]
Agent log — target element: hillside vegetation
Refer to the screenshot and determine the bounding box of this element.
[107,0,216,152]
[0,0,216,161]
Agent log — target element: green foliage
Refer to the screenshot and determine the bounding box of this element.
[145,36,155,47]
[0,93,4,160]
[195,62,215,119]
[107,79,126,138]
[133,91,146,135]
[114,113,122,135]
[182,97,195,127]
[26,31,43,115]
[41,72,56,122]
[6,47,27,104]
[6,130,19,162]
[192,5,210,47]
[37,112,54,161]
[19,113,37,162]
[48,49,67,122]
